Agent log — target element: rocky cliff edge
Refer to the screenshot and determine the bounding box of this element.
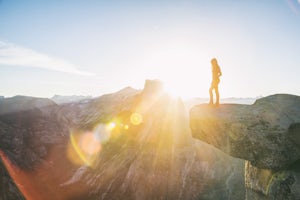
[190,94,300,199]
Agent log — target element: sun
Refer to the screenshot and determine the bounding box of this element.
[145,49,211,98]
[136,38,212,99]
[162,74,210,100]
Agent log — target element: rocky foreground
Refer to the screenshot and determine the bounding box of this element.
[190,94,300,200]
[0,80,244,200]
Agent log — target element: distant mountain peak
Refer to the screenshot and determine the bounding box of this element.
[0,96,55,115]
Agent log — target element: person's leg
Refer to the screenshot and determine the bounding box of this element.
[209,86,213,104]
[215,86,219,105]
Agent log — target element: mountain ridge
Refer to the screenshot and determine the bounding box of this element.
[0,80,245,200]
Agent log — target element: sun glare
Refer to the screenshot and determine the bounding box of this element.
[67,113,146,167]
[130,113,143,125]
[106,122,116,130]
[163,76,210,100]
[133,36,212,99]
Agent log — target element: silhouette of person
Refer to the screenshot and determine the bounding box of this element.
[209,58,222,105]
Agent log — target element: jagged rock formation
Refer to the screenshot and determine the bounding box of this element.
[190,94,300,200]
[0,80,245,200]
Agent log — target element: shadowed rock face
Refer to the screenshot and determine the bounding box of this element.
[0,96,59,200]
[244,160,300,200]
[190,94,300,200]
[0,80,245,200]
[0,158,25,200]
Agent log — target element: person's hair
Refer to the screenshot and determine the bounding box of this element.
[211,58,218,66]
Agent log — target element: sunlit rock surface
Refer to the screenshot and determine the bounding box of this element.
[0,80,244,200]
[190,94,300,200]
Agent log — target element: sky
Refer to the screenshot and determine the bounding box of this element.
[0,0,300,99]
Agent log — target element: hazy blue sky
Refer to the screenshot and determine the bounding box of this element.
[0,0,300,98]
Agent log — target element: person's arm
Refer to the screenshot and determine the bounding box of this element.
[218,66,222,77]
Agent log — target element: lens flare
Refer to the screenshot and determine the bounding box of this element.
[287,0,300,15]
[130,113,143,126]
[67,123,113,167]
[79,132,102,155]
[106,122,116,130]
[69,132,95,166]
[94,124,111,142]
[124,124,129,130]
[67,141,85,166]
[67,116,134,166]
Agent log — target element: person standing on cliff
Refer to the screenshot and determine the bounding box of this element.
[209,58,222,106]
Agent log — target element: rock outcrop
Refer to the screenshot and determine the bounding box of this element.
[190,94,300,200]
[0,80,245,200]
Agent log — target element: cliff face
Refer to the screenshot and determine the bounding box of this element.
[190,94,300,200]
[0,80,245,200]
